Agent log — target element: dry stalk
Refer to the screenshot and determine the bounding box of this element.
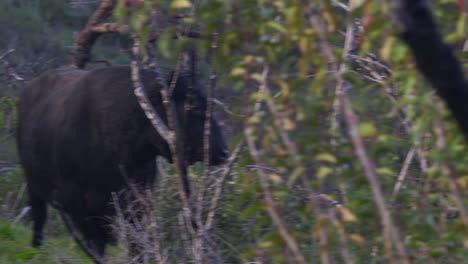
[196,33,218,230]
[309,12,410,264]
[258,62,331,262]
[328,208,355,264]
[392,147,415,200]
[245,128,307,264]
[245,66,308,264]
[204,141,244,230]
[431,98,468,230]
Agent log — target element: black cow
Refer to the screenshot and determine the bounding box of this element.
[17,65,228,261]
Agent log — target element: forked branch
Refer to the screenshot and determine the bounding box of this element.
[72,0,117,68]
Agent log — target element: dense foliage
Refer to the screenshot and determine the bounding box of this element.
[1,0,467,263]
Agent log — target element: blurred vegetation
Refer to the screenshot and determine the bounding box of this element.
[1,0,468,263]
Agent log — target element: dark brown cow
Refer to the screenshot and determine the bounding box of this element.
[17,65,227,261]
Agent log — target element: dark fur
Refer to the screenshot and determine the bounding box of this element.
[17,66,227,259]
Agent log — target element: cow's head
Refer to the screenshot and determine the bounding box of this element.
[161,71,228,166]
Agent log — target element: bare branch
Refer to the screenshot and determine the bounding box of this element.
[91,22,128,33]
[309,11,410,264]
[195,33,219,232]
[72,0,116,68]
[130,38,174,144]
[392,147,415,200]
[0,49,14,61]
[245,66,308,264]
[13,206,30,224]
[205,141,244,230]
[431,97,468,229]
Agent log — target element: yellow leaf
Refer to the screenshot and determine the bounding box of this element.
[247,115,260,124]
[259,240,273,248]
[316,153,337,164]
[299,36,309,54]
[275,79,290,98]
[230,67,246,77]
[250,73,264,83]
[349,233,365,244]
[338,207,358,222]
[380,36,395,62]
[269,173,283,184]
[457,175,468,189]
[350,0,366,11]
[323,11,335,32]
[318,167,333,180]
[282,118,296,131]
[170,0,192,9]
[243,55,254,63]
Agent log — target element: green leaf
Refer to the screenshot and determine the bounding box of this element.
[376,167,394,176]
[287,166,305,186]
[266,21,287,34]
[358,122,377,137]
[157,30,173,59]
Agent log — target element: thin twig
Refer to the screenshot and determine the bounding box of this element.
[431,97,468,230]
[0,49,14,61]
[328,209,355,264]
[205,141,244,230]
[245,67,308,264]
[91,22,128,33]
[392,147,415,200]
[309,12,410,264]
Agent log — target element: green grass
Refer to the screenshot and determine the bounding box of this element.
[0,220,94,264]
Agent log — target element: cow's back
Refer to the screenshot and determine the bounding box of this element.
[17,67,88,200]
[18,66,163,201]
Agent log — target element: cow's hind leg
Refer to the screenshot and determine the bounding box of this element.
[58,210,106,264]
[28,187,47,247]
